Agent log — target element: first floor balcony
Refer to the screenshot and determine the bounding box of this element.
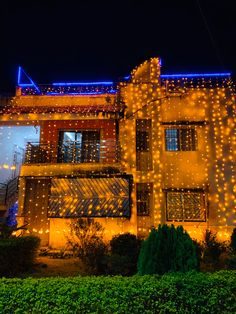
[24,139,120,165]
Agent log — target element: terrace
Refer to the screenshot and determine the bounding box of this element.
[24,139,120,164]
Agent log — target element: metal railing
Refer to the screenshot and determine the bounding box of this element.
[24,140,120,164]
[0,177,18,207]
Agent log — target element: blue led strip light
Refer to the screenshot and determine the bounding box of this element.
[161,73,231,78]
[46,90,117,95]
[17,66,41,93]
[52,81,114,86]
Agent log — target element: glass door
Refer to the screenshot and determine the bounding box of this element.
[58,131,100,163]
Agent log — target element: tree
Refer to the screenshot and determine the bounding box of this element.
[138,224,198,275]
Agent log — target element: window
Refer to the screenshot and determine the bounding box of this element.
[49,177,131,218]
[166,190,206,221]
[136,119,152,170]
[58,130,100,163]
[136,131,150,151]
[165,128,197,151]
[137,183,152,216]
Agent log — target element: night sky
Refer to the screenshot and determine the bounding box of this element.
[0,0,235,93]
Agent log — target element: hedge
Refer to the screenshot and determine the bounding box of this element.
[0,271,235,313]
[0,236,40,277]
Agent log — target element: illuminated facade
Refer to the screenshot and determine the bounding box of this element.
[0,58,235,247]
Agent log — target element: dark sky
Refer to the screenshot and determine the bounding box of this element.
[0,0,235,93]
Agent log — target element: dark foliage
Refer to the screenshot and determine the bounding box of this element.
[192,239,202,271]
[225,254,236,270]
[0,220,28,239]
[201,229,225,266]
[230,227,236,254]
[0,236,40,277]
[67,218,107,274]
[138,224,198,275]
[106,233,141,276]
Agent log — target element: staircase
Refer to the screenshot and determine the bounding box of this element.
[0,177,19,221]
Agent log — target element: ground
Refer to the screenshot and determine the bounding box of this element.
[23,257,85,278]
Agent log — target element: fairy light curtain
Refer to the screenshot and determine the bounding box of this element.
[49,177,131,218]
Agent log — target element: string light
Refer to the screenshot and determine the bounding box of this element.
[0,58,235,247]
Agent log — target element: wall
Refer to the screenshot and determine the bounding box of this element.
[0,126,39,183]
[120,57,235,241]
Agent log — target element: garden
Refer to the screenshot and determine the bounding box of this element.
[0,219,236,313]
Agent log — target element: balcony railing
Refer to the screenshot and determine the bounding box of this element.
[24,140,120,164]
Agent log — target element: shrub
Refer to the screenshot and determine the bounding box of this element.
[0,236,40,277]
[0,271,235,313]
[106,233,141,276]
[230,227,236,254]
[138,224,198,275]
[67,218,107,274]
[192,239,202,271]
[201,229,225,267]
[0,219,28,239]
[225,255,236,270]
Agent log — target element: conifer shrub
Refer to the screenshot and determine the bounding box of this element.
[137,224,198,275]
[0,236,40,277]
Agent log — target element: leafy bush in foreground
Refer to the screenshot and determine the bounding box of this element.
[0,271,235,313]
[138,224,198,275]
[0,236,40,277]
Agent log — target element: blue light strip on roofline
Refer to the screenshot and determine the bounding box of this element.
[17,66,41,93]
[46,90,117,95]
[52,81,113,86]
[160,72,231,78]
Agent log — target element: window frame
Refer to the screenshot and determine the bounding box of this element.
[58,129,100,163]
[165,127,197,151]
[136,183,153,216]
[165,189,207,222]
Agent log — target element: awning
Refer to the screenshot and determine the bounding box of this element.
[48,177,131,218]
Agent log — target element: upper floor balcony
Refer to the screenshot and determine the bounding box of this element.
[24,139,120,165]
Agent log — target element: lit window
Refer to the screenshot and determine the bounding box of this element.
[58,130,100,163]
[137,183,152,216]
[165,128,197,151]
[166,190,206,221]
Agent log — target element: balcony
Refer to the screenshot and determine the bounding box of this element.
[24,140,120,164]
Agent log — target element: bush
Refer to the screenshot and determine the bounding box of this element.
[201,229,225,267]
[225,255,236,270]
[0,271,235,313]
[0,236,40,277]
[230,228,236,254]
[0,219,28,239]
[106,233,141,276]
[67,218,107,274]
[192,239,202,271]
[138,224,198,275]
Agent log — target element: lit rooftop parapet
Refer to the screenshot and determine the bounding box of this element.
[17,67,117,96]
[16,66,232,96]
[160,72,231,78]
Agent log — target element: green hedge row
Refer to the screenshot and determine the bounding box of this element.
[0,271,235,313]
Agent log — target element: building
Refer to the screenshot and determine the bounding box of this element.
[0,57,235,247]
